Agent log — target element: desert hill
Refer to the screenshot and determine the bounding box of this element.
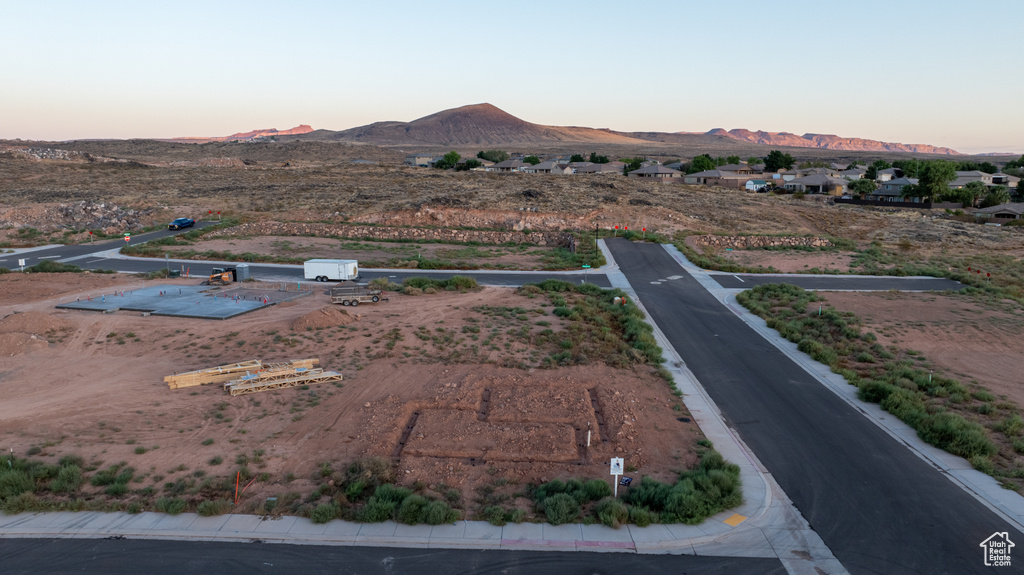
[286,104,649,147]
[697,128,960,155]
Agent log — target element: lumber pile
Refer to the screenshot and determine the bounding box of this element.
[224,367,343,396]
[166,358,319,390]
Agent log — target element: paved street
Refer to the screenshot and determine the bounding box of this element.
[605,238,1020,574]
[711,273,963,291]
[0,538,785,575]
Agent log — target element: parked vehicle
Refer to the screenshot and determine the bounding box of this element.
[168,217,195,230]
[303,259,358,282]
[329,284,384,306]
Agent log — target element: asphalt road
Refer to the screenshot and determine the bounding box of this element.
[0,221,217,269]
[605,238,1020,575]
[0,539,786,575]
[712,273,964,291]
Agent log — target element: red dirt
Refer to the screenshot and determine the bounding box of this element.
[0,273,701,510]
[821,292,1024,406]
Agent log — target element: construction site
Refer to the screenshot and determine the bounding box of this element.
[0,271,699,517]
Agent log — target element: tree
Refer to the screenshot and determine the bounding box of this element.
[621,157,644,174]
[848,178,877,197]
[980,186,1011,208]
[455,158,481,172]
[432,150,460,170]
[865,159,892,180]
[589,152,610,164]
[892,159,922,179]
[477,150,509,163]
[916,159,957,200]
[746,157,761,165]
[688,154,716,174]
[523,155,541,166]
[763,150,795,172]
[570,154,586,163]
[725,155,741,165]
[938,181,985,207]
[979,161,998,174]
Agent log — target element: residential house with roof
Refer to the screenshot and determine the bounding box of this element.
[745,179,769,192]
[627,165,682,182]
[992,172,1020,189]
[949,170,995,188]
[974,202,1024,220]
[487,159,529,173]
[784,174,848,195]
[523,161,572,175]
[716,163,761,175]
[684,169,763,189]
[576,161,626,174]
[875,168,898,182]
[403,153,434,167]
[839,168,866,180]
[867,177,920,201]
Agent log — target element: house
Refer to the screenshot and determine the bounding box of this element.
[949,170,995,188]
[839,168,866,180]
[867,177,920,201]
[627,165,682,182]
[683,169,760,188]
[523,161,572,175]
[992,172,1021,189]
[403,153,433,167]
[745,179,769,192]
[575,161,625,174]
[875,168,898,182]
[783,174,848,195]
[457,157,493,170]
[716,163,761,175]
[974,202,1024,220]
[487,159,529,173]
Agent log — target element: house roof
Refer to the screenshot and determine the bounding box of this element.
[955,170,989,178]
[975,203,1024,216]
[490,159,527,169]
[877,168,898,175]
[885,177,919,186]
[575,162,622,173]
[839,169,866,178]
[716,163,757,172]
[785,174,847,186]
[629,165,682,176]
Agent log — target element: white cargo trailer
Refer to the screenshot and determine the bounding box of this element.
[303,259,359,282]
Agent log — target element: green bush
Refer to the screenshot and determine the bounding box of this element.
[155,497,187,515]
[396,494,429,525]
[197,500,232,517]
[358,498,397,522]
[595,498,628,528]
[422,500,459,525]
[50,465,84,494]
[0,469,34,500]
[916,413,997,459]
[628,506,657,527]
[541,493,580,525]
[25,260,81,273]
[310,502,340,524]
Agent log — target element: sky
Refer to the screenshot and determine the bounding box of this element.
[1,0,1021,154]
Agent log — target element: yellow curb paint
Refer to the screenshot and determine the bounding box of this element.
[723,513,746,527]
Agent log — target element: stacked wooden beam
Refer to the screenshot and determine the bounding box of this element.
[166,358,319,390]
[224,365,342,396]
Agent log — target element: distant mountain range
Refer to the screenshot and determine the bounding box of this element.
[166,124,313,144]
[698,128,959,155]
[169,104,963,155]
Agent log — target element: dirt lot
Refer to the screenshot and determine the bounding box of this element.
[176,235,558,270]
[821,292,1024,405]
[0,273,700,514]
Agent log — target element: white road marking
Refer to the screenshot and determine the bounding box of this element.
[667,275,684,280]
[733,275,744,283]
[650,281,662,285]
[38,255,61,259]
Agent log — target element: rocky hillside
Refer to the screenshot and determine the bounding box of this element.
[166,124,314,144]
[701,128,961,155]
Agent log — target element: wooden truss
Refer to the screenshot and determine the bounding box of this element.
[224,367,343,396]
[166,358,319,389]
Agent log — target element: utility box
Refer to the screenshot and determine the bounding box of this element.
[304,259,359,282]
[235,263,251,281]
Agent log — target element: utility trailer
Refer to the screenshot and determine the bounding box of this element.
[304,259,358,282]
[330,284,385,307]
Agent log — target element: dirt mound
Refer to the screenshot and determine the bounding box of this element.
[0,332,48,356]
[291,306,355,330]
[0,311,75,335]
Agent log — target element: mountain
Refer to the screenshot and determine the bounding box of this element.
[290,104,648,146]
[700,128,960,155]
[166,124,314,144]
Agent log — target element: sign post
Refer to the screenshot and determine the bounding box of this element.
[582,264,591,284]
[123,233,130,244]
[611,457,624,497]
[18,258,25,272]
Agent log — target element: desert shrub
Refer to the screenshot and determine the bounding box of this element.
[996,415,1024,437]
[916,413,997,459]
[595,498,628,529]
[396,494,429,525]
[422,500,459,525]
[0,469,34,500]
[58,455,84,468]
[370,483,411,505]
[482,505,512,526]
[342,457,395,500]
[403,286,423,296]
[50,465,84,494]
[357,498,397,522]
[628,506,657,527]
[583,479,612,501]
[368,277,401,291]
[3,492,38,514]
[310,502,340,524]
[541,493,579,525]
[197,500,232,517]
[155,497,187,515]
[105,483,129,497]
[25,260,81,273]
